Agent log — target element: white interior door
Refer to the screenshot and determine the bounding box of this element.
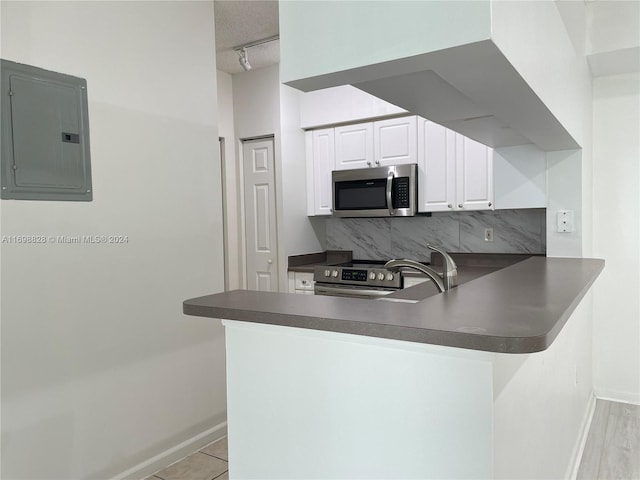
[243,138,279,292]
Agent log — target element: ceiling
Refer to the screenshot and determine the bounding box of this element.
[214,0,280,75]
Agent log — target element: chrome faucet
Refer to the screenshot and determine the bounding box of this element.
[384,244,458,293]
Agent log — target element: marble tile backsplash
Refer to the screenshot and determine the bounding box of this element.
[326,209,546,262]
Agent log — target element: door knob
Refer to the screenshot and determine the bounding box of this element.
[268,259,273,264]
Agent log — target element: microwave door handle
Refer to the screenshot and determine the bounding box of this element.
[386,170,394,216]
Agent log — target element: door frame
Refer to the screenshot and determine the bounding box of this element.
[237,135,285,292]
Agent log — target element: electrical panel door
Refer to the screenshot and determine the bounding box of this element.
[1,59,92,201]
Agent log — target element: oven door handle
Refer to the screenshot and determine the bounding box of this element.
[314,285,395,297]
[386,170,395,216]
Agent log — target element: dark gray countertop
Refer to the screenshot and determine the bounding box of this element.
[184,257,604,354]
[390,265,503,300]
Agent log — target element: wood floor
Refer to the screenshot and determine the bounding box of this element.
[577,399,640,480]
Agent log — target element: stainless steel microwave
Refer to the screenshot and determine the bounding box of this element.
[332,164,418,217]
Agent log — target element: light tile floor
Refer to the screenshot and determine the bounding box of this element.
[147,437,228,480]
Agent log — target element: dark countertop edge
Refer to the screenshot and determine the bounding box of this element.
[184,257,605,354]
[184,300,548,353]
[288,250,353,272]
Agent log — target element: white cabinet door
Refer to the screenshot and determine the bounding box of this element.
[307,128,335,216]
[455,135,494,211]
[334,123,374,170]
[418,119,456,212]
[374,116,417,167]
[287,272,296,293]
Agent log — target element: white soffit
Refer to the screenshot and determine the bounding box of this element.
[349,41,579,151]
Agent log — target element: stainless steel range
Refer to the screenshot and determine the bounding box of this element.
[313,263,403,299]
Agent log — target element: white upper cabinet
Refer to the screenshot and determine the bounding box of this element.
[417,118,494,213]
[306,116,501,216]
[418,119,456,212]
[455,135,494,211]
[335,123,374,170]
[373,116,417,167]
[306,128,335,216]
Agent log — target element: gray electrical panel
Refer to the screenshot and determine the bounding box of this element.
[1,59,92,201]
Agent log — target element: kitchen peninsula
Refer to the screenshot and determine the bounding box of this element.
[184,257,603,479]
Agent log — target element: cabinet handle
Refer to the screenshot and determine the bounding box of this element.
[301,280,307,285]
[375,160,380,165]
[367,161,372,166]
[447,204,452,209]
[488,202,492,207]
[458,204,463,209]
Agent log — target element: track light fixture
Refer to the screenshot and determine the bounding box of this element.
[238,47,251,71]
[233,35,279,72]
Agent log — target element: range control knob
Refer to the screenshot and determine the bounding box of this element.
[324,269,331,277]
[369,272,376,280]
[377,272,385,281]
[386,273,394,281]
[331,270,339,278]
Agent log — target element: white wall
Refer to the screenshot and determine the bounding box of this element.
[587,1,640,55]
[232,66,283,290]
[585,0,640,77]
[490,0,593,260]
[280,83,323,256]
[233,66,281,141]
[491,1,592,149]
[493,145,546,210]
[546,150,584,258]
[299,85,406,129]
[0,2,227,479]
[555,0,587,57]
[232,65,323,289]
[493,293,594,479]
[592,72,640,404]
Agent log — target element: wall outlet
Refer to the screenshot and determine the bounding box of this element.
[484,228,494,242]
[557,210,575,233]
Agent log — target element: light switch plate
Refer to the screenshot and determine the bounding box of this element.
[557,210,574,233]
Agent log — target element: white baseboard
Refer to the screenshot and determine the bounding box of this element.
[594,389,640,406]
[567,393,597,480]
[111,421,227,480]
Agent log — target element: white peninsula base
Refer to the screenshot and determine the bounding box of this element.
[222,293,593,479]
